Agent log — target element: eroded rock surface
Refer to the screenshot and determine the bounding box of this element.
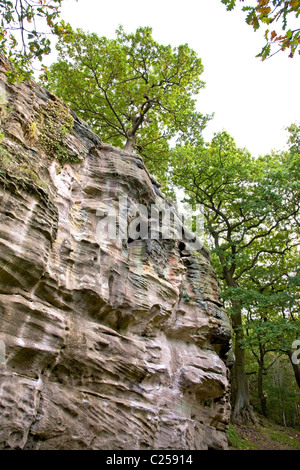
[0,56,232,450]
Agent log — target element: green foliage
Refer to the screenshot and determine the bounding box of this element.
[228,419,300,449]
[0,0,74,81]
[43,26,209,181]
[227,424,260,450]
[221,0,300,59]
[265,429,299,448]
[249,356,300,428]
[0,145,46,189]
[287,122,300,154]
[243,318,300,354]
[36,99,75,164]
[171,131,299,307]
[170,129,300,421]
[0,87,9,144]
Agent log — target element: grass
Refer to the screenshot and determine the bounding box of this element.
[227,424,260,450]
[261,427,300,450]
[227,419,300,450]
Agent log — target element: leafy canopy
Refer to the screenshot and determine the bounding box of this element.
[171,131,300,296]
[170,130,300,419]
[221,0,300,59]
[0,0,72,81]
[43,26,208,179]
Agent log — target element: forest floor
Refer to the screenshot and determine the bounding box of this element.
[227,418,300,450]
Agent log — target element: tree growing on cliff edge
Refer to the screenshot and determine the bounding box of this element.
[43,26,209,180]
[170,131,300,423]
[221,0,300,59]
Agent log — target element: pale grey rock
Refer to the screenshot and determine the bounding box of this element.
[0,55,232,450]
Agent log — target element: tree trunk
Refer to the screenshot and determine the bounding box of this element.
[231,305,256,424]
[258,360,268,417]
[124,134,136,153]
[283,412,287,427]
[286,349,300,389]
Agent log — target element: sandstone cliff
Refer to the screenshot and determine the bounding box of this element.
[0,55,232,450]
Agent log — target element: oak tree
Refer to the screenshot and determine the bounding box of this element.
[171,131,300,422]
[0,0,71,81]
[222,0,300,59]
[239,246,300,416]
[43,26,208,179]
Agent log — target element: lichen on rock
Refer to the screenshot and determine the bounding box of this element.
[0,55,232,450]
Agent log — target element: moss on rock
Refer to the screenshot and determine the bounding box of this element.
[35,99,78,164]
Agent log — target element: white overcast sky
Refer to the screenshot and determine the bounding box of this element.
[56,0,300,157]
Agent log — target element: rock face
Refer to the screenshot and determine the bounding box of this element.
[0,56,232,450]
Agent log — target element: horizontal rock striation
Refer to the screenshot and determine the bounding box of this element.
[0,56,232,450]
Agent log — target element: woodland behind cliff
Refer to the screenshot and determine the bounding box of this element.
[0,0,299,436]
